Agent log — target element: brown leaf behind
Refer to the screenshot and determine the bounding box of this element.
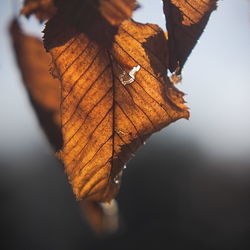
[9,19,62,150]
[99,0,136,26]
[44,12,189,202]
[163,0,217,73]
[27,0,136,26]
[21,0,57,21]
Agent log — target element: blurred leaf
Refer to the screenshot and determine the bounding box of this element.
[21,0,57,21]
[80,199,119,234]
[9,19,62,150]
[44,4,189,202]
[163,0,217,74]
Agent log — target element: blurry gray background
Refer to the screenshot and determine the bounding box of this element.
[0,0,250,249]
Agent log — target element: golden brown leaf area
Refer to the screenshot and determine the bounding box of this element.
[10,19,120,233]
[163,0,217,73]
[44,13,189,201]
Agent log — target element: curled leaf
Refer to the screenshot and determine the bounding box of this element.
[44,9,189,202]
[163,0,218,73]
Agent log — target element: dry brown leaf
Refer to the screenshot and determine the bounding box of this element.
[44,8,189,202]
[10,19,119,234]
[9,19,62,150]
[21,0,57,21]
[163,0,217,73]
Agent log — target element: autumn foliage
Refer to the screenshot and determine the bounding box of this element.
[10,0,217,233]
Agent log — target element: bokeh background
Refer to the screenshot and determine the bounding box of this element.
[0,0,250,249]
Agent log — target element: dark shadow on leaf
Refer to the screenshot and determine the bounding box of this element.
[44,0,118,51]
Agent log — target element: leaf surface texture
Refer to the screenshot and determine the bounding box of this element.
[44,11,189,201]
